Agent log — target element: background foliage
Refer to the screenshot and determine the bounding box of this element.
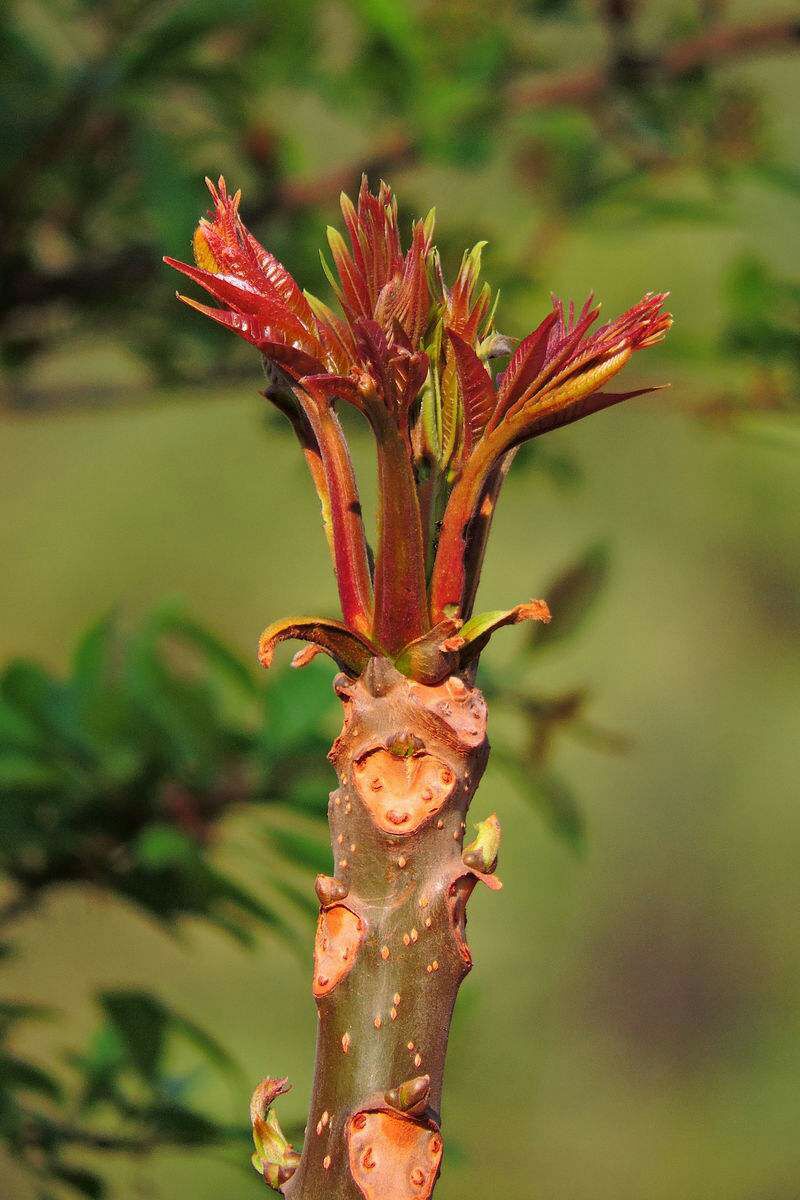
[2,1,799,1198]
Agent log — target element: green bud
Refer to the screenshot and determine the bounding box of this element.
[250,1077,301,1191]
[462,813,501,873]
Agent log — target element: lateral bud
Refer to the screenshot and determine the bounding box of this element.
[249,1077,301,1191]
[315,873,349,908]
[384,1073,431,1117]
[462,813,501,874]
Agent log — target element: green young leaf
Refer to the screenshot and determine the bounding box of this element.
[51,1166,105,1200]
[462,813,501,872]
[530,771,585,853]
[458,599,551,663]
[0,752,61,791]
[134,825,199,869]
[258,615,379,679]
[392,618,464,685]
[269,828,332,875]
[100,992,168,1083]
[0,1054,63,1103]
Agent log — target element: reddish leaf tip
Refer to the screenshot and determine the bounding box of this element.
[519,598,551,623]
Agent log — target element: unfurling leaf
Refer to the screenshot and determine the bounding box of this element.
[250,1077,301,1190]
[462,813,501,873]
[258,617,380,677]
[392,619,465,685]
[458,599,551,662]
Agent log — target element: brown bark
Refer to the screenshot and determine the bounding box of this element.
[283,658,495,1200]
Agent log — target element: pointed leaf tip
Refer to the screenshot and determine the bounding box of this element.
[291,644,324,669]
[457,598,551,663]
[250,1077,292,1128]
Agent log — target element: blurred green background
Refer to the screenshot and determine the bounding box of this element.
[2,1,800,1198]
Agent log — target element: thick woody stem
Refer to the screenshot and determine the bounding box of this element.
[282,659,493,1200]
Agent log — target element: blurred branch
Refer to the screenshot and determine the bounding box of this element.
[271,130,417,213]
[6,13,797,348]
[0,888,38,930]
[506,14,800,110]
[256,15,800,214]
[19,1112,160,1155]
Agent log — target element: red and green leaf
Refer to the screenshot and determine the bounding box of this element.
[258,617,380,677]
[392,618,465,685]
[458,599,551,662]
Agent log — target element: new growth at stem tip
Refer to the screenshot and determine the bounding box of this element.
[166,175,671,683]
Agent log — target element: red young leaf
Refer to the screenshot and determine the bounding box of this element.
[175,293,267,348]
[165,258,309,345]
[447,330,498,454]
[244,231,316,329]
[523,385,666,440]
[495,310,558,416]
[260,342,325,379]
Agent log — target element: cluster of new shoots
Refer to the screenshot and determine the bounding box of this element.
[166,177,670,686]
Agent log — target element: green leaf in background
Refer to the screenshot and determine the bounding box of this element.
[0,691,45,753]
[261,658,336,760]
[724,255,800,367]
[0,751,61,791]
[515,762,585,852]
[528,543,610,653]
[100,992,168,1083]
[269,875,320,922]
[73,1022,126,1110]
[98,989,240,1090]
[50,1165,105,1200]
[0,1054,63,1103]
[269,827,332,875]
[531,770,586,853]
[71,611,117,710]
[133,824,199,869]
[141,1102,222,1147]
[165,1009,242,1086]
[149,604,258,697]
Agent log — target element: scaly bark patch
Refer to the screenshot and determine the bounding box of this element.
[347,1110,443,1200]
[313,905,365,998]
[353,750,455,834]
